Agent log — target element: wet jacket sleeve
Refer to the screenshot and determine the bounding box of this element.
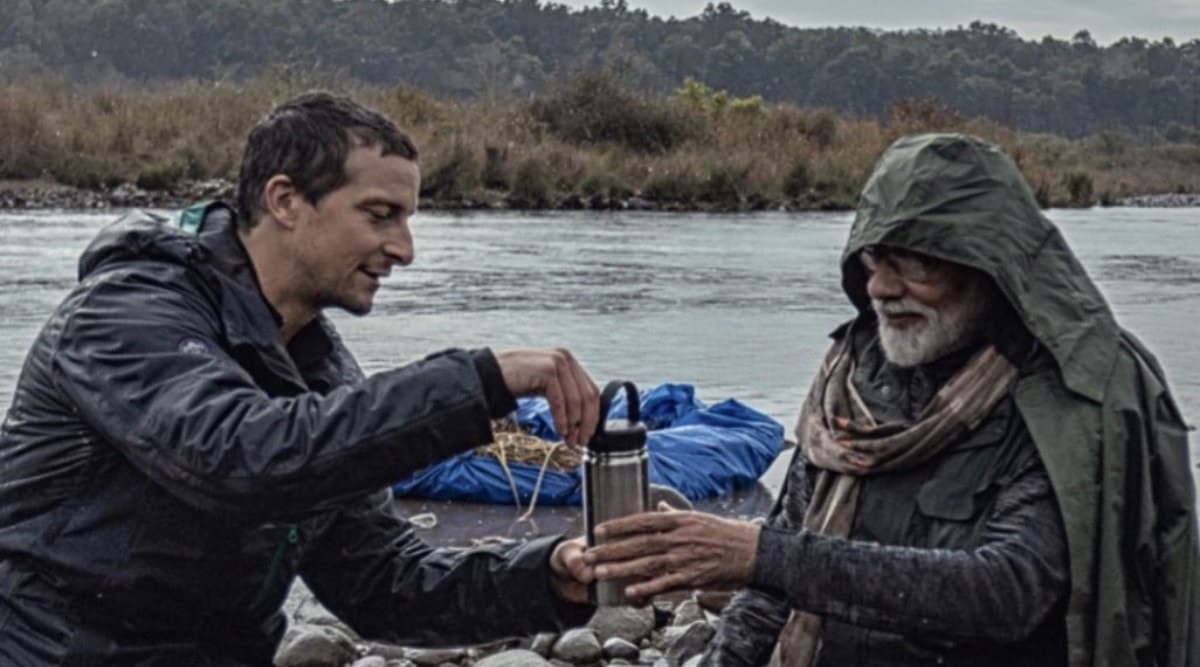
[300,490,594,645]
[50,270,499,520]
[704,447,810,666]
[748,456,1069,644]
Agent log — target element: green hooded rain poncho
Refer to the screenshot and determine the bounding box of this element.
[837,133,1199,666]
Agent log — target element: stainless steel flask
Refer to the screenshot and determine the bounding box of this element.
[584,380,650,606]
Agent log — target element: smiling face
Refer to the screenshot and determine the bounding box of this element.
[290,144,419,316]
[862,245,991,367]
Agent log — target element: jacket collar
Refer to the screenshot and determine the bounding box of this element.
[194,206,333,379]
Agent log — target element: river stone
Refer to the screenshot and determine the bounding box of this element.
[587,605,655,644]
[663,622,715,665]
[274,624,358,667]
[638,648,663,664]
[551,628,602,663]
[671,598,704,627]
[404,648,469,665]
[295,595,356,639]
[648,484,693,511]
[602,637,639,661]
[530,632,557,657]
[283,579,313,620]
[680,656,702,667]
[384,661,417,667]
[350,658,387,667]
[695,590,734,613]
[361,642,410,660]
[474,649,552,667]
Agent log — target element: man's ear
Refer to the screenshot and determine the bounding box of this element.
[262,174,304,230]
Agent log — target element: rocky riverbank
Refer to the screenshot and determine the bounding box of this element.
[1116,193,1200,207]
[277,577,726,667]
[0,179,234,211]
[0,178,809,213]
[271,490,762,667]
[4,179,1200,213]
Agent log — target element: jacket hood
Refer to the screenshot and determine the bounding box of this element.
[78,210,206,281]
[841,133,1119,402]
[77,204,288,352]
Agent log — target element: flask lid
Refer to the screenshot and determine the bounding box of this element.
[587,380,647,454]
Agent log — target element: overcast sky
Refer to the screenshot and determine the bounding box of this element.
[559,0,1200,45]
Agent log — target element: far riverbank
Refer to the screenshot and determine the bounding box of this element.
[7,76,1200,213]
[3,178,1200,214]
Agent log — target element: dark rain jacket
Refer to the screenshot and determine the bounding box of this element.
[712,134,1199,666]
[0,205,592,666]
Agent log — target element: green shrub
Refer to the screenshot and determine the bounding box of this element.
[52,157,123,190]
[728,95,765,116]
[673,78,710,112]
[180,149,208,180]
[1063,171,1094,206]
[137,162,187,191]
[672,78,764,118]
[481,145,511,189]
[783,160,813,199]
[1032,180,1052,208]
[805,110,838,150]
[641,169,700,202]
[1163,122,1200,144]
[531,71,699,153]
[420,143,478,199]
[1084,130,1135,157]
[698,168,741,206]
[1163,144,1200,165]
[888,97,964,133]
[510,158,553,208]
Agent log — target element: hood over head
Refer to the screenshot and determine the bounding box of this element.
[841,133,1119,402]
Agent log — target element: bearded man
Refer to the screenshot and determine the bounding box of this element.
[582,134,1199,666]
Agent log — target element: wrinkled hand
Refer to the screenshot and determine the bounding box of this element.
[549,537,595,604]
[583,502,761,600]
[495,348,599,447]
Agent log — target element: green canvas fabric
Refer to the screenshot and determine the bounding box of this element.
[839,133,1199,666]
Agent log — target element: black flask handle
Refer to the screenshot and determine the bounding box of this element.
[592,380,640,440]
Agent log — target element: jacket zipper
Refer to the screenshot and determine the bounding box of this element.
[251,524,299,611]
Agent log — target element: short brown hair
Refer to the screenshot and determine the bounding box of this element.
[235,92,418,230]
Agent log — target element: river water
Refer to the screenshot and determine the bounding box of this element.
[1,208,1197,506]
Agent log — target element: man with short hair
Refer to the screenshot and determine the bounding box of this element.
[0,92,597,665]
[583,134,1199,666]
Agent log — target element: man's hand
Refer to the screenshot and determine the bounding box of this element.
[495,348,599,447]
[583,502,761,600]
[549,537,595,604]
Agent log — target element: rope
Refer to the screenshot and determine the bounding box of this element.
[517,441,561,523]
[493,438,523,513]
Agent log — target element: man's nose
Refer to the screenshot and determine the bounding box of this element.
[866,261,905,300]
[382,224,415,267]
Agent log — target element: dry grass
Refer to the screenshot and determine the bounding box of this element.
[476,419,581,473]
[4,75,1200,207]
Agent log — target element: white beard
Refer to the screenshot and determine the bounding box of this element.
[873,282,990,367]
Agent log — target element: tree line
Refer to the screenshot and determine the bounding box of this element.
[3,0,1199,137]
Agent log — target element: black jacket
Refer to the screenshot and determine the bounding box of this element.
[0,206,591,666]
[706,320,1070,666]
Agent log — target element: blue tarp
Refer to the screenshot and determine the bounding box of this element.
[393,383,784,505]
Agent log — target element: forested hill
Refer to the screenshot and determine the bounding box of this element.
[3,0,1199,136]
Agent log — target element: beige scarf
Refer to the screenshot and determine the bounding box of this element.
[769,339,1018,666]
